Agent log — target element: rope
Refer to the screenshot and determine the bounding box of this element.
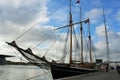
[31,31,54,49]
[48,0,66,16]
[44,41,57,57]
[55,28,69,62]
[14,0,66,41]
[8,44,26,62]
[73,26,80,61]
[91,41,97,60]
[44,32,57,57]
[8,42,53,80]
[26,69,52,80]
[83,26,89,62]
[15,25,35,41]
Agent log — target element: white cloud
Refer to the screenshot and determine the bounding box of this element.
[0,0,50,61]
[0,0,70,62]
[85,8,103,19]
[95,24,108,37]
[94,24,120,61]
[0,0,49,38]
[85,8,103,24]
[0,0,49,25]
[95,24,104,36]
[85,8,112,24]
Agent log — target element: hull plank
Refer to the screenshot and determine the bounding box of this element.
[51,64,97,79]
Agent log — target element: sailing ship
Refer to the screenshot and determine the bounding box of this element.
[6,0,98,79]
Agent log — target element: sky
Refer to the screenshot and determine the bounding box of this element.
[0,0,120,63]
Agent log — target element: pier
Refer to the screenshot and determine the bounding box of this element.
[56,70,120,80]
[0,54,14,65]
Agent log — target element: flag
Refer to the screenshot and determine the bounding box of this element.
[76,0,80,4]
[85,19,89,24]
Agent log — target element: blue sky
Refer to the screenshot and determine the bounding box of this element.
[46,0,120,36]
[0,0,120,62]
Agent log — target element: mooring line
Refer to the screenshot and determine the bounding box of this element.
[26,70,52,80]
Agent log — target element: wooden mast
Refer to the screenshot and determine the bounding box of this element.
[88,19,92,63]
[69,0,73,64]
[80,7,83,63]
[103,9,110,64]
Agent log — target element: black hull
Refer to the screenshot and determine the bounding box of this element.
[51,64,97,79]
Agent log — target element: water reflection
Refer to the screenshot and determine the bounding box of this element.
[0,65,53,80]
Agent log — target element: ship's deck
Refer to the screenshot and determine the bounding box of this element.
[56,69,120,80]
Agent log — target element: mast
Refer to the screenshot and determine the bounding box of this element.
[69,0,73,64]
[88,19,92,63]
[103,9,110,64]
[54,0,89,64]
[80,7,83,63]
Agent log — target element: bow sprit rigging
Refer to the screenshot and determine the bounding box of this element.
[6,41,50,64]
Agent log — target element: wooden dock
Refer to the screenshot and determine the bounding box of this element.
[56,70,120,80]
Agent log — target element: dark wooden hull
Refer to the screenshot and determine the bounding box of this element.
[51,64,98,79]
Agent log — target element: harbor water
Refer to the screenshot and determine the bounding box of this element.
[0,65,53,80]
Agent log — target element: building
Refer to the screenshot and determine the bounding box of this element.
[0,54,14,65]
[96,59,103,64]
